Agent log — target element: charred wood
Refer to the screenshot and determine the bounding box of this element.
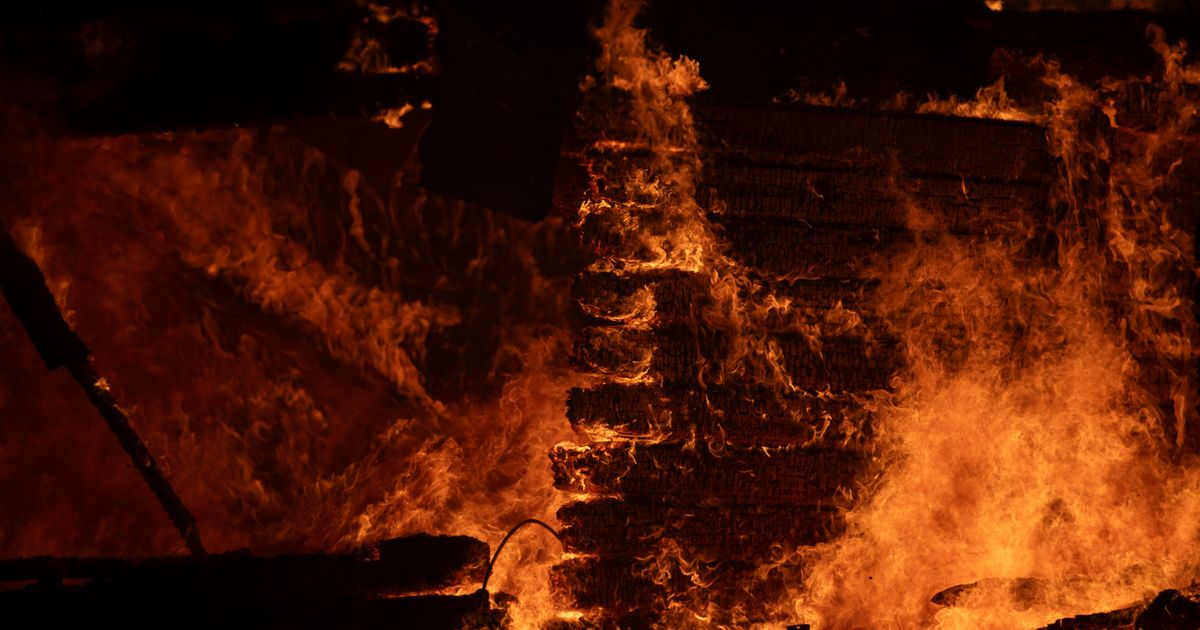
[697,103,1053,185]
[550,441,863,507]
[701,159,1049,233]
[3,585,497,630]
[0,534,488,602]
[574,270,879,331]
[0,534,493,629]
[558,498,844,559]
[551,554,804,628]
[1038,586,1200,630]
[567,383,872,448]
[573,326,899,392]
[713,221,907,280]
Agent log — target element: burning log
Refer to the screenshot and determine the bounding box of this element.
[574,326,899,391]
[714,222,909,280]
[558,92,1069,625]
[1037,586,1200,630]
[696,102,1053,183]
[567,383,872,448]
[556,5,1200,623]
[0,534,497,629]
[550,442,863,507]
[575,271,878,329]
[550,557,664,625]
[558,498,844,559]
[932,577,1062,610]
[579,217,909,280]
[700,160,1049,233]
[552,553,804,627]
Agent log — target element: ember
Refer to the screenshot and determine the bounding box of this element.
[0,1,1198,629]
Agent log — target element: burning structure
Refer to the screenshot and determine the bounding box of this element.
[0,1,1198,628]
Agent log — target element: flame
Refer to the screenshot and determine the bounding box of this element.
[0,122,581,624]
[801,27,1200,629]
[560,0,884,625]
[337,1,438,76]
[3,3,1197,628]
[567,7,1200,627]
[917,78,1039,122]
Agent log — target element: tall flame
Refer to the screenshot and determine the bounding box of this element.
[802,28,1200,629]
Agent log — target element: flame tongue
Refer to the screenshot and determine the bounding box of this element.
[803,33,1200,630]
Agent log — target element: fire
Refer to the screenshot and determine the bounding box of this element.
[0,119,579,624]
[2,3,1198,628]
[564,4,1200,627]
[802,27,1200,630]
[560,0,875,625]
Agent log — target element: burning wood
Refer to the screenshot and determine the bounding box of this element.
[553,2,1200,628]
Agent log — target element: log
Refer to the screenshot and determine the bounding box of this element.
[715,220,910,280]
[574,270,880,331]
[697,103,1053,184]
[573,326,899,392]
[567,383,873,448]
[580,216,911,280]
[551,554,804,626]
[550,441,864,507]
[1,585,497,630]
[1037,585,1200,630]
[0,534,488,604]
[701,159,1049,233]
[558,498,845,559]
[550,558,663,627]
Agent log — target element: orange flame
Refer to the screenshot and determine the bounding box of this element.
[802,27,1200,629]
[0,122,581,625]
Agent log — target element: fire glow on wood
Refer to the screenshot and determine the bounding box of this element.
[0,1,1198,629]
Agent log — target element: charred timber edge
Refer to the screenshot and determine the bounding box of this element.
[0,224,205,556]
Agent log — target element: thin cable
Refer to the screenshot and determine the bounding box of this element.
[481,518,563,592]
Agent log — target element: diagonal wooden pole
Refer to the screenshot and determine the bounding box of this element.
[0,225,205,556]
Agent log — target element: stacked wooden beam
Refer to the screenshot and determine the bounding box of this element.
[553,101,1052,627]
